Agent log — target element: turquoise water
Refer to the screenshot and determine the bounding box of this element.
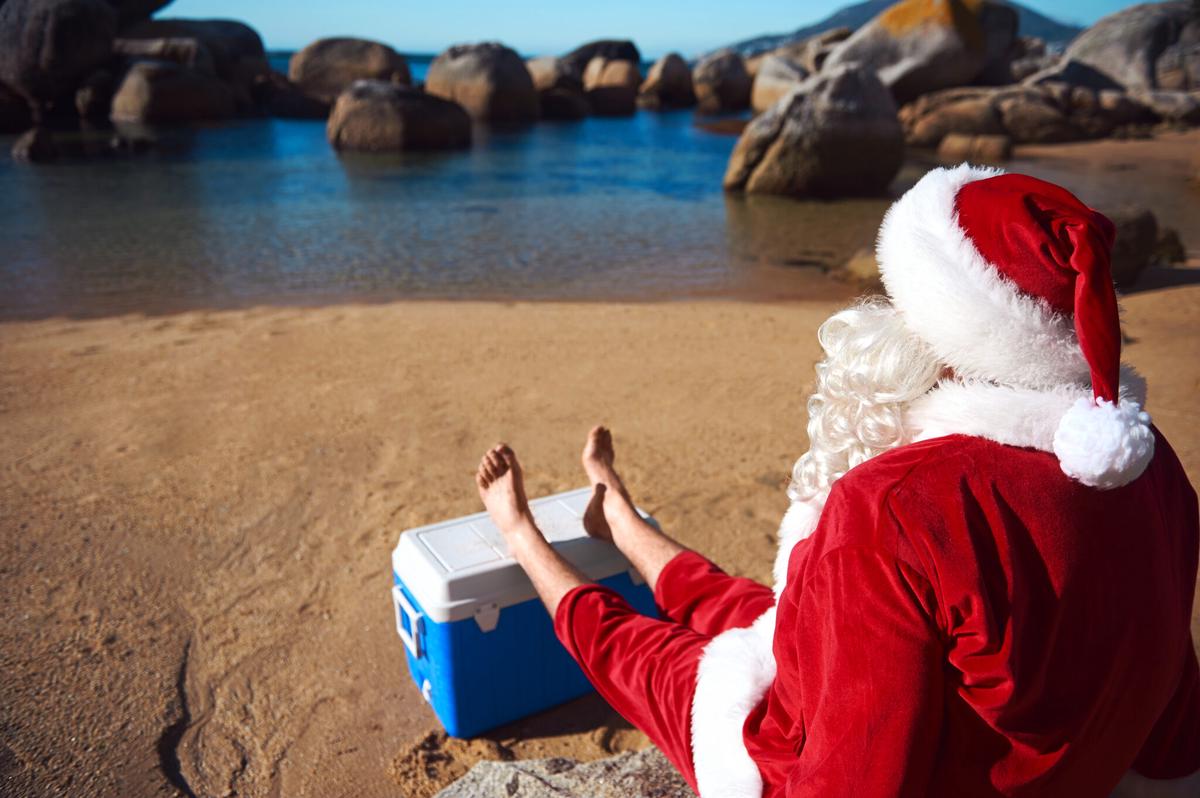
[0,52,883,319]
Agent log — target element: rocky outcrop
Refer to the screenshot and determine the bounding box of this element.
[0,0,117,108]
[1023,58,1125,92]
[435,748,695,798]
[425,42,538,124]
[772,27,853,74]
[937,131,1011,162]
[751,54,808,113]
[724,64,903,197]
[822,0,1017,105]
[583,56,639,116]
[693,49,751,114]
[638,53,695,109]
[1064,2,1199,91]
[561,40,640,79]
[1127,88,1200,124]
[526,56,589,119]
[113,37,216,74]
[288,38,410,104]
[326,79,471,151]
[109,59,236,123]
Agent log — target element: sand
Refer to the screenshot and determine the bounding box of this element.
[2,132,1199,797]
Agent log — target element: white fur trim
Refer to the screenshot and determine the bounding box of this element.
[1053,398,1155,489]
[877,164,1090,390]
[906,367,1152,488]
[691,608,778,798]
[773,497,824,599]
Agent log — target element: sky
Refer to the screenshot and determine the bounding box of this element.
[166,1,1140,57]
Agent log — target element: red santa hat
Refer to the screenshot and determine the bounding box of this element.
[876,164,1155,489]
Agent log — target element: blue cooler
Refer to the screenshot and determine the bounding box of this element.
[390,487,658,737]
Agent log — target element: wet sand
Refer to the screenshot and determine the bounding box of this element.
[2,133,1199,798]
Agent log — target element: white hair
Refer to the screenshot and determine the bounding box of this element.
[788,298,944,502]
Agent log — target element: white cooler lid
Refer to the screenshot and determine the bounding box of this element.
[391,487,649,623]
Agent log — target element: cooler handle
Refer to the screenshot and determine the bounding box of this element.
[392,586,423,659]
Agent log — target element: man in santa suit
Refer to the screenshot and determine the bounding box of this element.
[473,166,1200,797]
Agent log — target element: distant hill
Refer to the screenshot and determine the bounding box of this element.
[716,0,1084,59]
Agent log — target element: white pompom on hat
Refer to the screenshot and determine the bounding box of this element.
[877,164,1154,489]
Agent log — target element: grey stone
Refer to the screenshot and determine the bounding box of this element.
[724,64,903,197]
[1064,2,1200,90]
[435,747,695,798]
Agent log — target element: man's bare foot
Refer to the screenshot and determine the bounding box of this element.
[581,426,639,522]
[582,483,613,542]
[476,444,540,545]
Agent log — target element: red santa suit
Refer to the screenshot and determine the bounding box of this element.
[554,166,1200,797]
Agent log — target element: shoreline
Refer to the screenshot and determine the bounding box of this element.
[3,285,1199,797]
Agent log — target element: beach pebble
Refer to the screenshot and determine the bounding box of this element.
[288,37,411,104]
[692,49,751,114]
[426,42,539,124]
[435,747,695,798]
[724,64,903,198]
[326,79,471,152]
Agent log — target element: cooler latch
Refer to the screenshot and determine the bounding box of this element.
[474,602,500,633]
[392,585,424,658]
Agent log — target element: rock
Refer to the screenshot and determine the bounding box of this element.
[995,89,1081,142]
[105,0,171,29]
[1009,37,1059,82]
[425,42,538,124]
[724,64,903,197]
[326,79,471,152]
[751,54,808,113]
[252,71,329,119]
[975,0,1021,85]
[288,37,410,104]
[773,27,853,74]
[74,69,114,119]
[1,80,32,132]
[1155,227,1186,264]
[638,53,695,109]
[538,87,590,119]
[1127,88,1200,124]
[1065,2,1199,91]
[693,49,751,114]
[109,59,236,123]
[822,0,1016,105]
[526,57,589,119]
[113,37,217,74]
[583,56,639,115]
[1023,58,1125,92]
[899,87,1003,147]
[119,18,269,87]
[0,0,117,108]
[561,39,640,79]
[435,748,695,798]
[1097,89,1154,125]
[1103,206,1159,288]
[11,125,57,161]
[937,131,1011,162]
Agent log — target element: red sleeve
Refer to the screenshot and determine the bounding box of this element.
[655,550,775,637]
[1134,641,1200,778]
[783,546,944,798]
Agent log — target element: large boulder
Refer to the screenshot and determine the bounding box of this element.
[822,0,1017,105]
[326,79,471,152]
[724,64,904,197]
[898,87,1004,146]
[105,0,171,29]
[1127,88,1200,124]
[0,80,32,132]
[561,39,640,79]
[119,18,267,84]
[1064,2,1199,91]
[425,42,538,123]
[583,56,639,115]
[772,27,853,74]
[693,49,751,113]
[0,0,117,107]
[1102,206,1159,288]
[1023,58,1125,92]
[937,131,1011,161]
[751,54,808,113]
[252,71,329,119]
[109,59,235,123]
[974,0,1020,85]
[637,52,694,109]
[288,38,410,104]
[113,37,216,74]
[525,56,588,119]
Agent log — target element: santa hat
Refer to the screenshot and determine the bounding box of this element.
[876,164,1154,489]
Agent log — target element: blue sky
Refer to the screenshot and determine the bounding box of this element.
[167,1,1136,57]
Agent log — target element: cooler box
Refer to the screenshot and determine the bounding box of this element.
[390,487,658,737]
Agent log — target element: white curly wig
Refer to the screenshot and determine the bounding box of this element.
[788,297,945,503]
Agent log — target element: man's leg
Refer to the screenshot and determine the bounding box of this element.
[579,427,776,636]
[475,444,703,787]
